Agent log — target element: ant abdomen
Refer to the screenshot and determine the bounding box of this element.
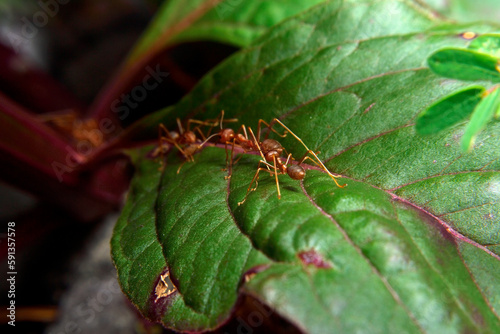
[287,164,305,180]
[183,145,199,157]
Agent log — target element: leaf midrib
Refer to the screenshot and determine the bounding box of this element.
[303,177,500,329]
[298,180,425,331]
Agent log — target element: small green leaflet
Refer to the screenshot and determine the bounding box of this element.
[428,48,500,82]
[416,86,485,135]
[468,33,500,59]
[461,86,500,152]
[421,33,500,151]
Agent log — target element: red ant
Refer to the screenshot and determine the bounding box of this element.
[207,111,289,174]
[153,113,237,172]
[236,118,346,205]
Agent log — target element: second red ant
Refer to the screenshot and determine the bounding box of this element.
[233,118,346,205]
[200,111,346,203]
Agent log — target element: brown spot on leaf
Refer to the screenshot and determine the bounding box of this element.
[298,249,332,268]
[147,267,177,321]
[363,102,376,114]
[244,272,257,283]
[239,264,270,287]
[155,270,177,302]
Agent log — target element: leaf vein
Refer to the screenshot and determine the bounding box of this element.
[299,180,424,331]
[390,200,482,330]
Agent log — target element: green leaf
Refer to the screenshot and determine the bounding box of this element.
[428,47,500,82]
[111,149,228,331]
[461,86,500,151]
[416,86,485,135]
[127,0,327,64]
[424,0,500,23]
[113,0,500,332]
[468,33,500,58]
[90,0,329,120]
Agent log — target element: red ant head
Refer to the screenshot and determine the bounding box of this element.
[287,164,305,180]
[181,131,197,144]
[220,128,235,143]
[237,133,253,150]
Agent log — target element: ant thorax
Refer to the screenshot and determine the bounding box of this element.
[180,131,197,144]
[261,139,283,161]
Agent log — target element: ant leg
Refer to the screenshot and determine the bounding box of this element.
[187,110,238,135]
[220,124,247,176]
[247,126,272,172]
[247,127,266,161]
[214,110,238,128]
[206,110,227,140]
[217,110,238,127]
[229,139,247,169]
[223,140,232,179]
[271,119,313,154]
[232,153,245,166]
[230,124,259,159]
[218,110,225,129]
[257,119,288,141]
[156,124,173,170]
[238,160,273,206]
[298,153,346,188]
[173,142,192,161]
[176,118,184,135]
[202,110,224,137]
[223,137,246,179]
[193,126,207,141]
[273,119,346,188]
[269,153,294,200]
[194,114,238,151]
[197,132,220,148]
[241,124,249,140]
[186,119,217,130]
[186,119,216,139]
[227,137,240,171]
[159,123,196,163]
[272,155,281,199]
[176,160,188,174]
